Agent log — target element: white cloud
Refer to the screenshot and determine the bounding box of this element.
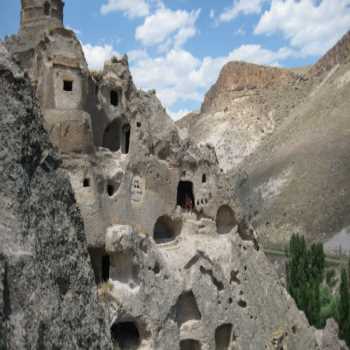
[130,44,294,114]
[255,0,350,56]
[131,49,202,107]
[219,0,267,23]
[101,0,149,18]
[127,49,149,62]
[66,25,81,36]
[135,7,201,49]
[82,44,120,70]
[227,44,295,66]
[168,109,192,121]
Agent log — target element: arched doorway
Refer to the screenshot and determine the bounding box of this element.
[216,205,237,234]
[215,324,235,350]
[153,215,179,244]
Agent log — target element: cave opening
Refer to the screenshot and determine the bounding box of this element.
[175,290,202,327]
[111,321,141,350]
[153,216,177,244]
[177,181,195,210]
[102,255,110,282]
[63,80,73,92]
[215,324,234,350]
[102,120,121,152]
[44,1,50,16]
[216,205,237,234]
[122,124,130,154]
[180,339,201,350]
[83,178,90,187]
[110,90,119,107]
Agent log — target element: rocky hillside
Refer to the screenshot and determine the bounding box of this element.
[0,44,112,349]
[177,61,309,171]
[178,31,350,247]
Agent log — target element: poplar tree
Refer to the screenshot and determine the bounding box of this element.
[338,268,350,341]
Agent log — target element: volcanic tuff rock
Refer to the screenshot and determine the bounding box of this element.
[1,1,348,348]
[0,43,112,349]
[178,31,350,246]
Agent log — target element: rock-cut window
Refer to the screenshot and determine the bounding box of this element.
[110,90,119,106]
[44,2,50,16]
[63,80,73,92]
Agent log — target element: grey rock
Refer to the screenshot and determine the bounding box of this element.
[0,43,112,350]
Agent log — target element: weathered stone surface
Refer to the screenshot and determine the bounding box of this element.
[180,30,350,246]
[104,223,321,349]
[1,1,348,349]
[315,319,348,350]
[0,43,111,349]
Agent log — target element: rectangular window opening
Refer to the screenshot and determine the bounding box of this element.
[63,80,73,92]
[110,90,119,106]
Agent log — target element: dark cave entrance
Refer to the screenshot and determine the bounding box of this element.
[177,181,195,210]
[215,324,234,350]
[180,339,201,350]
[88,249,110,284]
[102,255,110,282]
[216,205,237,234]
[122,123,130,154]
[153,216,176,244]
[102,120,130,154]
[110,90,120,107]
[175,290,202,327]
[44,1,50,16]
[103,120,121,152]
[111,321,141,350]
[63,80,73,92]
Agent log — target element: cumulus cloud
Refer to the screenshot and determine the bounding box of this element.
[131,49,202,107]
[135,7,201,49]
[101,0,149,18]
[130,44,294,113]
[82,44,120,70]
[218,0,267,23]
[255,0,350,56]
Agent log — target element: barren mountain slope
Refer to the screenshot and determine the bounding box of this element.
[244,34,350,246]
[179,31,350,246]
[177,61,311,171]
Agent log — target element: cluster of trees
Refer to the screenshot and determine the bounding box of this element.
[286,234,350,345]
[338,268,350,344]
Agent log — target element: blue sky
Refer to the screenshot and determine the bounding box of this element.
[1,0,350,119]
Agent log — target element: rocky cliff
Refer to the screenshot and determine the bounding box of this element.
[179,31,350,247]
[0,43,346,349]
[0,43,112,349]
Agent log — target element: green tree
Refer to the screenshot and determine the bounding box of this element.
[309,243,325,283]
[286,234,325,329]
[338,268,350,341]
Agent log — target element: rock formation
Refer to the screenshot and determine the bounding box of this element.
[179,30,350,247]
[0,1,348,349]
[0,43,111,349]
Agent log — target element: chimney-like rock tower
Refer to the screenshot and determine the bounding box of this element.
[20,0,64,34]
